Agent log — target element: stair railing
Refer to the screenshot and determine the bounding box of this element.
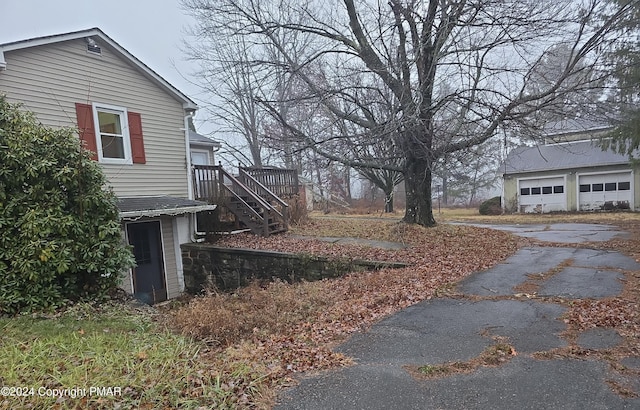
[219,166,275,236]
[238,168,288,224]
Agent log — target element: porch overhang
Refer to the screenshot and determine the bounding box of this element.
[117,196,216,220]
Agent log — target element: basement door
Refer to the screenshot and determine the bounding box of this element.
[127,221,167,304]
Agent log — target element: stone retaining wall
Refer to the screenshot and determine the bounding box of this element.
[181,243,407,293]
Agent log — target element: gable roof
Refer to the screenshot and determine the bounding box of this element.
[504,140,629,175]
[189,130,221,147]
[0,27,197,111]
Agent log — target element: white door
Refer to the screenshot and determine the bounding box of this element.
[578,173,632,211]
[518,177,566,213]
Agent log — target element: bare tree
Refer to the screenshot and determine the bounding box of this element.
[183,0,631,226]
[181,18,266,165]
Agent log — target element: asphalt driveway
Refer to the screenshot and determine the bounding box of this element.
[275,223,640,410]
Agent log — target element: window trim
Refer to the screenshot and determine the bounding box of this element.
[190,148,212,166]
[92,102,132,165]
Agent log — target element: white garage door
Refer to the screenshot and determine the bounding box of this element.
[578,173,632,211]
[518,177,566,213]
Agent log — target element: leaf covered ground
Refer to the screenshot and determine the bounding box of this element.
[166,219,520,408]
[167,214,640,407]
[5,213,637,409]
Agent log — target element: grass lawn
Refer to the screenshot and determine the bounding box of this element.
[0,301,242,409]
[2,210,639,409]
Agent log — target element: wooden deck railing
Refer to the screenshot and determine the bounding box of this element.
[239,166,299,197]
[192,164,295,235]
[192,164,222,203]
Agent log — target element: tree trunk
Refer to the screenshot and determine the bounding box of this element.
[402,153,436,226]
[384,190,394,213]
[442,172,448,206]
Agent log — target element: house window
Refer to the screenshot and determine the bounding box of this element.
[93,103,132,164]
[553,185,564,194]
[592,183,604,192]
[531,187,541,195]
[191,150,211,166]
[520,187,530,196]
[618,182,631,191]
[579,184,590,193]
[542,186,552,194]
[605,182,617,191]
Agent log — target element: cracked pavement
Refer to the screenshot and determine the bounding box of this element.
[275,223,640,410]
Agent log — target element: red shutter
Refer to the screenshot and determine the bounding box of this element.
[74,103,98,160]
[128,111,146,164]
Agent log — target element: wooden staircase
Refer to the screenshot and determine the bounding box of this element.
[192,164,291,236]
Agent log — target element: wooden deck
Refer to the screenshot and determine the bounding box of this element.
[192,164,297,236]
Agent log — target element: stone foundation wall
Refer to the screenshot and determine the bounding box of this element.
[181,243,406,293]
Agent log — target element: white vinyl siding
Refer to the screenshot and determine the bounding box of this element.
[0,39,189,198]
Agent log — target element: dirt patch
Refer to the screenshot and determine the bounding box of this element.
[406,336,517,380]
[512,258,575,294]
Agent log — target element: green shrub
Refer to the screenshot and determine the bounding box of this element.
[479,196,502,215]
[0,96,134,314]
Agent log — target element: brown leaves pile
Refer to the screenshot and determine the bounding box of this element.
[166,219,519,406]
[566,298,639,331]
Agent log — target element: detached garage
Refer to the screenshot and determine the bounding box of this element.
[503,121,639,213]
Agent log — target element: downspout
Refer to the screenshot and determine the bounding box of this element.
[183,110,199,243]
[184,111,195,200]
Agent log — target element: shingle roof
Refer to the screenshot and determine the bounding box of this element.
[189,130,221,147]
[117,196,215,218]
[504,140,629,174]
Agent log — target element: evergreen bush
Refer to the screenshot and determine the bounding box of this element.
[479,196,502,215]
[0,96,134,314]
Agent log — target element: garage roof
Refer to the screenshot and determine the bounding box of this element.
[504,140,630,175]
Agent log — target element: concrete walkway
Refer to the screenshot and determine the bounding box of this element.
[289,234,408,250]
[450,222,629,243]
[275,223,640,409]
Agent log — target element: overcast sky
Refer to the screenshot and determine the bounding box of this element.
[0,0,211,124]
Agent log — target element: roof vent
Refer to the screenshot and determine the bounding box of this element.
[85,37,101,55]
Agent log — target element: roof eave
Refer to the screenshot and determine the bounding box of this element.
[504,161,631,176]
[0,27,197,110]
